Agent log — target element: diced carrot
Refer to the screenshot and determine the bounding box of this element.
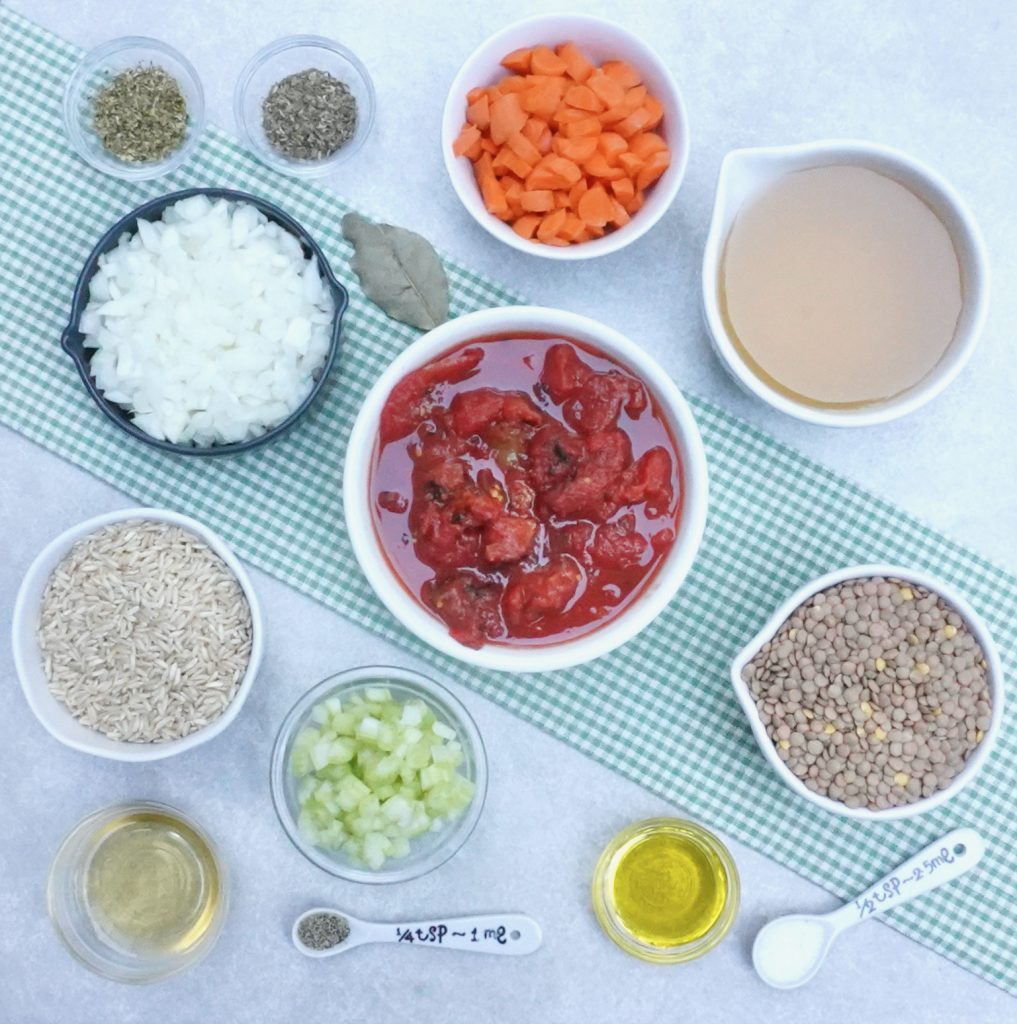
[552,106,593,126]
[466,94,491,130]
[458,40,671,246]
[513,214,541,239]
[597,132,628,162]
[521,80,565,120]
[617,151,644,176]
[506,131,542,165]
[519,189,556,212]
[474,151,495,186]
[568,178,588,209]
[610,149,643,176]
[525,164,570,190]
[602,59,642,88]
[536,208,568,241]
[628,132,668,159]
[583,153,626,180]
[501,47,533,74]
[559,213,586,242]
[622,85,648,113]
[497,74,529,94]
[546,155,582,184]
[587,70,626,109]
[521,117,548,144]
[598,104,630,125]
[453,123,482,159]
[481,175,510,219]
[642,95,664,130]
[503,177,524,216]
[490,93,528,145]
[493,147,534,179]
[562,116,601,138]
[613,107,652,139]
[577,184,614,227]
[554,134,598,163]
[610,176,635,203]
[530,45,568,76]
[556,42,594,82]
[564,85,603,112]
[635,150,670,190]
[624,189,646,214]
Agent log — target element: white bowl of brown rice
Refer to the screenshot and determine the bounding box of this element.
[731,564,1004,821]
[12,508,263,761]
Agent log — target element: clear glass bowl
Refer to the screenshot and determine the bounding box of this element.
[234,35,376,178]
[591,817,740,964]
[47,801,228,983]
[62,37,205,181]
[271,666,488,883]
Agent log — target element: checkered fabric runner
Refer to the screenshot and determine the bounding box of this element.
[2,7,1014,993]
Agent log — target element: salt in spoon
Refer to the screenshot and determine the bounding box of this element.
[753,827,984,989]
[293,906,542,958]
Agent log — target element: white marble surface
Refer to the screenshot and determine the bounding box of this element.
[2,0,1016,1021]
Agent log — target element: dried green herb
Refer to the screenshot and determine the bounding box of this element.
[262,68,357,161]
[92,63,188,163]
[342,213,450,331]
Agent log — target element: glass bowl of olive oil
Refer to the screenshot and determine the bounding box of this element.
[592,818,739,964]
[47,802,227,983]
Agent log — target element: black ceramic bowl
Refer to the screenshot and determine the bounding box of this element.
[62,187,348,456]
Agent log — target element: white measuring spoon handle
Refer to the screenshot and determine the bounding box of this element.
[826,827,985,934]
[371,914,542,954]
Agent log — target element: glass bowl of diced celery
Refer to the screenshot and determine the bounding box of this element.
[270,666,488,883]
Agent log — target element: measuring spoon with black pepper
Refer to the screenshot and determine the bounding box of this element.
[293,907,542,958]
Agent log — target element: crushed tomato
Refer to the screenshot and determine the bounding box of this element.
[372,335,682,648]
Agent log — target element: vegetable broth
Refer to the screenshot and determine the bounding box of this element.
[720,165,962,406]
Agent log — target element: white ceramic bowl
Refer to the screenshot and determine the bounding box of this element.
[344,305,708,674]
[441,14,690,260]
[701,140,990,426]
[12,508,263,761]
[730,564,1004,821]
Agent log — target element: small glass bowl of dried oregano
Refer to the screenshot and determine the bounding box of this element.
[63,36,206,181]
[234,35,377,179]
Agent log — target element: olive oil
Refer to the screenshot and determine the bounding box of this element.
[611,830,727,946]
[85,809,221,955]
[720,165,962,407]
[592,818,739,963]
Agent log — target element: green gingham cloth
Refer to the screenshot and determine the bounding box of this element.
[2,7,1015,994]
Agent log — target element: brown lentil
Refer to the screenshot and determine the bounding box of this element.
[742,577,992,811]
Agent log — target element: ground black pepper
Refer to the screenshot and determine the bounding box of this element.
[297,911,351,950]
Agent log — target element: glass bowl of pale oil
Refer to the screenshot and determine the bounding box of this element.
[592,818,739,964]
[47,802,227,983]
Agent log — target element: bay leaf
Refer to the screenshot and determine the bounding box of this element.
[341,212,450,331]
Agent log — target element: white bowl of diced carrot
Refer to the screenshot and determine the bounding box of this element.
[442,14,689,258]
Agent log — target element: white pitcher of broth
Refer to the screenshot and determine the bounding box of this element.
[700,140,989,427]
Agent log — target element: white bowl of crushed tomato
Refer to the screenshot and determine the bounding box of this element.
[344,306,708,673]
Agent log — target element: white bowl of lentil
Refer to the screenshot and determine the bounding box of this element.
[730,564,1004,821]
[11,507,263,762]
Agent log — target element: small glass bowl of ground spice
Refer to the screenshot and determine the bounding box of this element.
[234,35,376,178]
[63,37,205,181]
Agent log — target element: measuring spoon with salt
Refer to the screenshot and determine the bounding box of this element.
[293,907,542,958]
[753,827,984,989]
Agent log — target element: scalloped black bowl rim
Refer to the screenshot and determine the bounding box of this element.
[61,187,349,457]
